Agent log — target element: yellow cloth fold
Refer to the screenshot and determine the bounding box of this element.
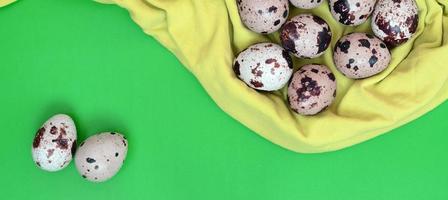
[3,0,445,153]
[97,0,446,153]
[0,0,15,7]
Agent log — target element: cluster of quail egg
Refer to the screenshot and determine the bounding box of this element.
[31,114,128,183]
[234,0,419,115]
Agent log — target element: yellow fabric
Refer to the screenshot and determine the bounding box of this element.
[3,0,446,153]
[101,0,447,153]
[0,0,14,7]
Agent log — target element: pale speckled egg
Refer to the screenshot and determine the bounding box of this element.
[75,132,128,182]
[290,0,324,9]
[371,0,419,47]
[32,114,77,172]
[233,43,293,91]
[333,33,391,79]
[280,14,332,59]
[236,0,289,34]
[329,0,376,26]
[288,64,337,115]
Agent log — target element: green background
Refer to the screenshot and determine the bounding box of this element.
[1,0,447,199]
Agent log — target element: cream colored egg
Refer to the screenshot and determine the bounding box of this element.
[329,0,376,26]
[237,0,289,34]
[333,33,391,79]
[233,43,293,91]
[75,132,128,182]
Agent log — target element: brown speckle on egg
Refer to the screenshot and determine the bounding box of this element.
[50,126,57,135]
[52,134,68,150]
[59,127,66,135]
[280,22,299,54]
[280,14,332,58]
[237,0,289,34]
[233,43,293,91]
[328,73,336,81]
[31,114,77,172]
[288,64,337,115]
[333,33,391,79]
[371,0,419,47]
[33,127,45,148]
[75,132,128,182]
[250,80,264,88]
[330,0,376,26]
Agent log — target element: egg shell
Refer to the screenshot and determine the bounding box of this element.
[280,14,332,59]
[75,132,128,182]
[329,0,376,26]
[333,33,391,79]
[237,0,289,34]
[288,64,336,115]
[371,0,419,47]
[289,0,324,9]
[31,114,77,172]
[233,43,293,91]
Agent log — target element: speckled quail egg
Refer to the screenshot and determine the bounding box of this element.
[329,0,376,26]
[288,64,337,115]
[233,43,293,91]
[333,33,391,79]
[75,132,128,182]
[31,114,77,172]
[289,0,324,9]
[371,0,419,47]
[236,0,290,34]
[280,14,332,59]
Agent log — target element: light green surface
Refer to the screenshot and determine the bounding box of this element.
[0,0,447,199]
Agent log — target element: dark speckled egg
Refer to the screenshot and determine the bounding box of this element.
[280,14,332,59]
[288,64,337,115]
[329,0,376,26]
[371,0,419,47]
[333,33,391,79]
[236,0,289,34]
